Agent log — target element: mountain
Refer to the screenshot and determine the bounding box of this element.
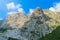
[0,7,60,40]
[0,7,53,40]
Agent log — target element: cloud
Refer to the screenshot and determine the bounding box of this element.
[49,3,60,12]
[7,2,15,10]
[8,12,13,15]
[6,2,35,15]
[6,2,24,15]
[29,9,34,14]
[6,2,22,10]
[8,12,18,15]
[16,4,22,9]
[17,8,24,13]
[49,7,56,12]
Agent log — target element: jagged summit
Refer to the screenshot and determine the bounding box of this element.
[31,7,44,16]
[34,7,43,13]
[30,7,50,21]
[30,7,44,18]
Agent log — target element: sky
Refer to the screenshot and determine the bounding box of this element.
[0,0,60,20]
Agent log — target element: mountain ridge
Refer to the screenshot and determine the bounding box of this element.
[0,7,60,40]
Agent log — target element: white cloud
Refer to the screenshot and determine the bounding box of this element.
[49,7,56,12]
[7,2,24,15]
[55,3,60,12]
[49,3,60,12]
[29,9,34,14]
[8,12,17,15]
[7,2,22,10]
[7,2,15,10]
[8,12,13,15]
[17,8,24,13]
[16,4,22,9]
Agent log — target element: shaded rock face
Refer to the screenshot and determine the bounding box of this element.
[0,7,53,40]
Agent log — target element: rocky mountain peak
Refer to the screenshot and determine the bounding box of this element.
[30,7,49,22]
[31,7,44,17]
[35,7,43,14]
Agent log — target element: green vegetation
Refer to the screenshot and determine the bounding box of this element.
[0,27,16,33]
[40,25,60,40]
[8,37,18,40]
[0,28,7,33]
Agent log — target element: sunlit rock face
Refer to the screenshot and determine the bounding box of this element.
[1,12,28,28]
[44,10,60,27]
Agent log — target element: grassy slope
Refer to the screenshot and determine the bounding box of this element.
[40,25,60,40]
